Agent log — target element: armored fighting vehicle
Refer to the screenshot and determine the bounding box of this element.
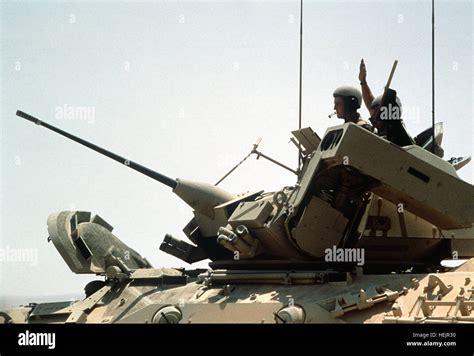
[1,106,473,324]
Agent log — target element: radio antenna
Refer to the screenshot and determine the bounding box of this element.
[297,0,303,172]
[431,0,435,153]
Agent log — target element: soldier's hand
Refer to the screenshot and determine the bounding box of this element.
[359,59,367,82]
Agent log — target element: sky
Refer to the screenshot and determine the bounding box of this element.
[0,0,472,302]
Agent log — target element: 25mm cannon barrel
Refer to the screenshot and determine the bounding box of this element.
[16,110,177,189]
[16,110,235,218]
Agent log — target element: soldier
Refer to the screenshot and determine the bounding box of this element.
[359,58,401,120]
[358,59,413,146]
[332,85,373,131]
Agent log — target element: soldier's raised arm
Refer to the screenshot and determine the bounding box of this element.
[359,59,376,117]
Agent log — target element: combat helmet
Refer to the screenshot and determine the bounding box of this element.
[333,86,362,112]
